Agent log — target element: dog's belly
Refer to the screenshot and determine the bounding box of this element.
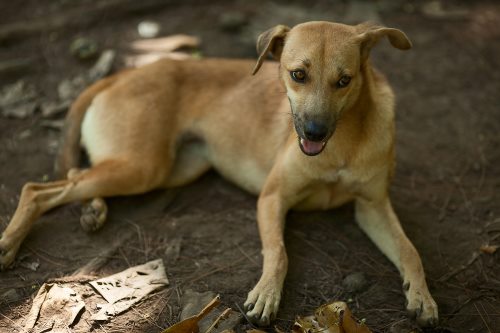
[208,152,269,195]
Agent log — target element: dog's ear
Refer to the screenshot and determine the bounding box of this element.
[356,23,412,62]
[252,25,290,75]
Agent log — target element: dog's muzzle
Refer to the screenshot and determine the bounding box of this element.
[296,120,333,156]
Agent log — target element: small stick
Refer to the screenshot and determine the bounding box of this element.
[204,307,232,333]
[438,251,480,282]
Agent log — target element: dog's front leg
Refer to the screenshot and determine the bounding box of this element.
[355,196,439,327]
[244,189,288,326]
[244,162,301,326]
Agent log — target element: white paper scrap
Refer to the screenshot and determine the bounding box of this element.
[90,258,169,321]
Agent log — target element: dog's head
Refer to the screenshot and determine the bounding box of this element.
[253,21,411,156]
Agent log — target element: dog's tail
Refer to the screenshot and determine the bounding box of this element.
[55,74,121,178]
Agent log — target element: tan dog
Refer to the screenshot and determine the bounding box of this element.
[0,21,438,326]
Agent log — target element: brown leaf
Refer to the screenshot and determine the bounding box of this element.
[480,244,498,254]
[162,295,221,333]
[292,301,372,333]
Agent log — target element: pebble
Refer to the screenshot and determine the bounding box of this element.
[342,272,368,293]
[138,21,160,38]
[70,37,99,60]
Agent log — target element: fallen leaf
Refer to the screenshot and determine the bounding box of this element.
[480,244,498,254]
[292,301,372,333]
[162,295,221,333]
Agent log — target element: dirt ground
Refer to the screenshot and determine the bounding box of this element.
[0,1,499,332]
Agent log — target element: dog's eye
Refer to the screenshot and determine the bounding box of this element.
[291,70,306,83]
[337,75,351,88]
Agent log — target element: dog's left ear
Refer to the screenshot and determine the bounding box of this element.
[252,24,290,75]
[356,23,412,62]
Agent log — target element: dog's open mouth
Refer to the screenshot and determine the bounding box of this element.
[298,137,327,156]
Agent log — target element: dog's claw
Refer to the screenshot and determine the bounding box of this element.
[245,303,254,312]
[405,282,438,327]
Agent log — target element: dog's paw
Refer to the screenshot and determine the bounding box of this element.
[0,236,19,270]
[404,282,439,327]
[244,279,282,326]
[80,198,107,232]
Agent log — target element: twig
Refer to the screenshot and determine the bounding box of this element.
[25,245,67,267]
[234,302,257,329]
[438,251,481,282]
[474,302,492,333]
[236,243,259,266]
[204,307,232,333]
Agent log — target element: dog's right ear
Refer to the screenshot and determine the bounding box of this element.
[252,25,290,75]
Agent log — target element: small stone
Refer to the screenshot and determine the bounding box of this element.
[218,12,248,32]
[342,272,368,293]
[70,37,99,60]
[138,21,160,38]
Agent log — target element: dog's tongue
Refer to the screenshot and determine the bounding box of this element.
[300,138,324,155]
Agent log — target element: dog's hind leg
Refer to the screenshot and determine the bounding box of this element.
[0,159,167,269]
[67,168,108,232]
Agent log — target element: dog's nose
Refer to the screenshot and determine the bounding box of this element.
[303,121,328,142]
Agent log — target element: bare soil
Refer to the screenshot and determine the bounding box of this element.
[0,1,499,332]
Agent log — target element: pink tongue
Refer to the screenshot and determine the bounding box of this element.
[301,138,324,154]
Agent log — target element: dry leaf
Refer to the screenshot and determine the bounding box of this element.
[480,244,498,254]
[292,301,372,333]
[162,295,221,333]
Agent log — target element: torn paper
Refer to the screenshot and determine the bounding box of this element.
[90,258,169,320]
[22,283,85,333]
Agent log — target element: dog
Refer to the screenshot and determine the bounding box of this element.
[0,21,438,327]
